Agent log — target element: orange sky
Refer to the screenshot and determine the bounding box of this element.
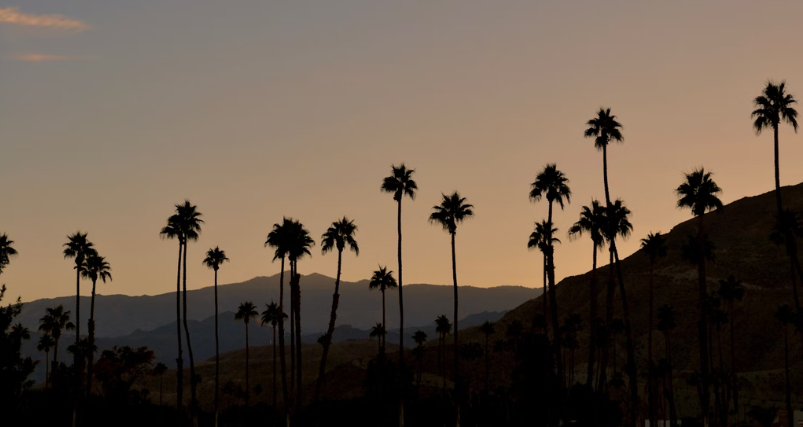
[1,0,802,302]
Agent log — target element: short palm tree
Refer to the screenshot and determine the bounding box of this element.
[235,301,259,405]
[568,200,606,388]
[369,266,397,355]
[479,321,495,391]
[412,330,427,388]
[752,81,798,212]
[369,322,387,355]
[159,213,186,412]
[153,362,168,406]
[81,253,112,395]
[203,246,229,426]
[262,301,284,408]
[641,231,667,426]
[0,233,18,275]
[63,232,97,370]
[776,304,796,427]
[676,167,723,423]
[264,217,294,406]
[657,305,678,427]
[316,217,359,401]
[527,220,554,332]
[435,315,452,389]
[429,191,474,399]
[381,163,417,365]
[38,305,75,377]
[37,334,55,389]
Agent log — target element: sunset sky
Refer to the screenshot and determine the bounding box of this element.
[2,0,802,302]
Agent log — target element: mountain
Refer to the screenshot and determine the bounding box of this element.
[17,274,536,338]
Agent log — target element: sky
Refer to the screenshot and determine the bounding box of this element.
[1,0,802,302]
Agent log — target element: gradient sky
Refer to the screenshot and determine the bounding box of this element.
[2,0,802,302]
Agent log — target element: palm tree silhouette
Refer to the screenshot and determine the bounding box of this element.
[479,320,495,392]
[584,107,624,207]
[37,334,55,390]
[370,322,387,355]
[717,275,745,415]
[176,201,203,418]
[38,305,75,379]
[657,304,678,427]
[676,167,723,424]
[369,266,397,355]
[159,213,186,413]
[640,231,667,426]
[775,304,795,427]
[235,301,259,405]
[429,192,474,406]
[63,231,97,372]
[528,221,551,334]
[530,163,572,382]
[286,219,313,408]
[412,330,427,388]
[265,217,293,408]
[203,246,229,426]
[0,233,18,275]
[262,301,284,408]
[316,217,359,401]
[81,253,112,395]
[752,81,798,212]
[435,315,452,390]
[568,200,606,388]
[152,362,168,406]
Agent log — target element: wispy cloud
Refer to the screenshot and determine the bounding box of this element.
[0,7,89,32]
[11,53,84,62]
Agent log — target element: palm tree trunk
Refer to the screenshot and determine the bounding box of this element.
[784,326,792,427]
[648,262,656,427]
[246,320,250,405]
[696,215,711,426]
[278,257,288,421]
[316,249,343,402]
[293,263,303,411]
[543,254,548,337]
[397,198,406,427]
[273,325,277,409]
[75,268,81,369]
[612,245,638,427]
[485,333,489,392]
[45,351,50,390]
[214,269,220,427]
[546,202,564,386]
[176,242,184,415]
[598,250,615,392]
[666,333,677,427]
[730,303,739,422]
[290,262,296,395]
[182,241,198,424]
[87,277,97,396]
[587,246,598,389]
[603,145,611,207]
[451,232,461,427]
[381,288,386,355]
[774,125,783,212]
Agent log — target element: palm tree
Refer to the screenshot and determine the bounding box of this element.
[153,362,168,406]
[369,266,397,355]
[63,232,97,371]
[287,219,314,407]
[412,330,427,388]
[775,304,795,427]
[479,321,495,392]
[265,217,293,407]
[568,200,606,388]
[528,221,551,336]
[0,233,18,275]
[262,301,283,408]
[37,334,55,390]
[718,275,745,416]
[235,301,259,405]
[370,322,387,355]
[81,253,112,395]
[584,107,624,207]
[752,81,798,213]
[657,305,678,427]
[38,305,75,378]
[641,231,667,426]
[159,214,186,412]
[435,315,452,389]
[429,192,474,403]
[203,246,229,426]
[316,217,359,401]
[676,167,723,423]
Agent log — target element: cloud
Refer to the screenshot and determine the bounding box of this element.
[0,7,89,32]
[11,53,84,62]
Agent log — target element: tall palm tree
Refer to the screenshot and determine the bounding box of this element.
[153,362,168,406]
[584,107,624,207]
[262,301,283,408]
[527,221,551,335]
[435,315,452,389]
[370,322,387,355]
[369,266,397,355]
[717,275,745,416]
[287,219,313,407]
[676,167,723,423]
[775,304,795,427]
[530,164,572,381]
[641,231,667,427]
[479,321,495,392]
[752,81,798,213]
[81,253,112,395]
[235,301,259,405]
[429,192,474,404]
[568,200,606,388]
[316,217,359,401]
[0,233,18,275]
[203,246,229,427]
[37,334,55,390]
[159,214,186,412]
[63,232,97,371]
[265,217,294,408]
[657,305,678,427]
[38,305,75,378]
